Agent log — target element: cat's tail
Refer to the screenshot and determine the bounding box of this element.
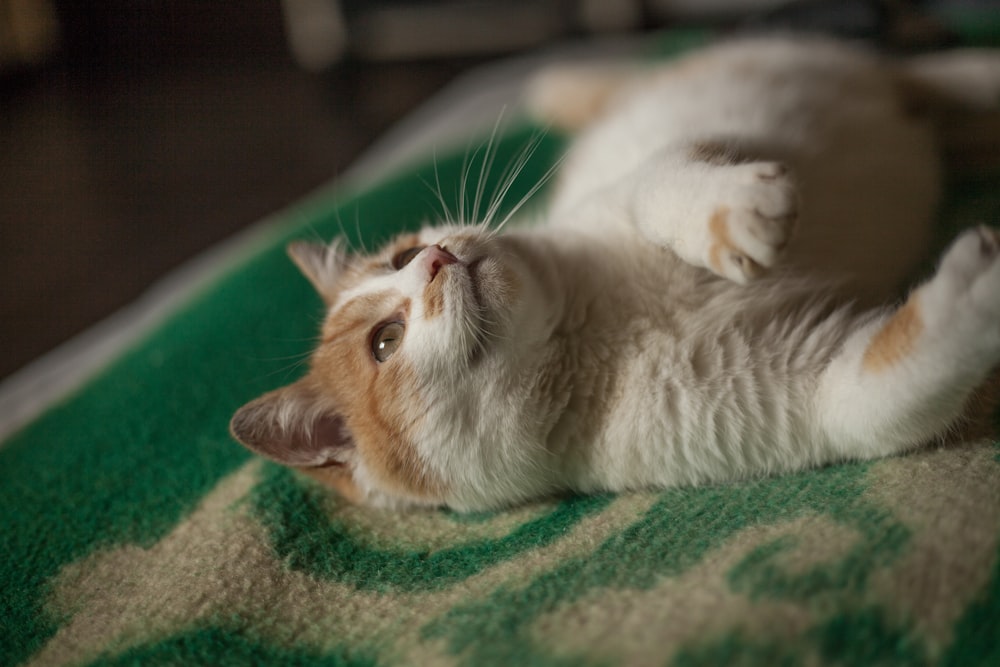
[522,62,643,132]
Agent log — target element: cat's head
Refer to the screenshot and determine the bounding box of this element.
[230,224,563,510]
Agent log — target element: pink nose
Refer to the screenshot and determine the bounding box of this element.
[423,244,459,280]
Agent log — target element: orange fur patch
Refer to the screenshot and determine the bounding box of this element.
[707,207,733,274]
[301,466,366,505]
[707,206,763,279]
[863,299,924,372]
[548,93,610,131]
[422,276,446,319]
[313,291,444,502]
[358,360,441,498]
[532,68,630,131]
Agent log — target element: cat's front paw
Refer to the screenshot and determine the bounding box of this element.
[704,162,798,283]
[862,226,1000,376]
[922,225,1000,333]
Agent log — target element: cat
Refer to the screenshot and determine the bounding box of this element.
[231,37,1000,511]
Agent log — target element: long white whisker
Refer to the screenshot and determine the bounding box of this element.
[472,108,507,227]
[296,221,326,248]
[489,129,551,225]
[482,132,541,229]
[420,149,457,226]
[351,205,370,254]
[420,175,454,226]
[459,141,483,226]
[492,151,565,235]
[481,128,564,237]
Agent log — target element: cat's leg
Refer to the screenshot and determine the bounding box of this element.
[899,50,1000,170]
[627,141,799,283]
[524,63,643,131]
[815,226,1000,460]
[900,49,1000,112]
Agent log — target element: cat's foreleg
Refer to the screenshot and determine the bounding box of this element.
[815,226,1000,460]
[900,49,1000,112]
[628,142,799,283]
[899,49,1000,169]
[524,63,644,131]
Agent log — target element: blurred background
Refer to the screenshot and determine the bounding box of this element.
[0,0,995,381]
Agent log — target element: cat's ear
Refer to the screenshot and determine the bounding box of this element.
[229,378,354,467]
[287,239,349,304]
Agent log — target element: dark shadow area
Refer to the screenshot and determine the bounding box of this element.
[0,1,477,380]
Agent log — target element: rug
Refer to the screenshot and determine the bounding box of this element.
[3,31,1000,667]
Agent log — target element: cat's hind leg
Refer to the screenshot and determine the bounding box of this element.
[900,49,1000,112]
[524,63,643,131]
[899,49,1000,170]
[815,226,1000,461]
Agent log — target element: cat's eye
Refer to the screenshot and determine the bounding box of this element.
[392,245,426,270]
[372,321,405,362]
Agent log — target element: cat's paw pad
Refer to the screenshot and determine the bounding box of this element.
[923,226,1000,328]
[706,162,798,283]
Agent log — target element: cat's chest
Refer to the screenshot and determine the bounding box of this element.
[557,234,717,337]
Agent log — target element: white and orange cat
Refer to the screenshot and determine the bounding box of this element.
[232,37,1000,511]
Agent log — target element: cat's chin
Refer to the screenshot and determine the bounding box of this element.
[466,257,487,309]
[460,253,518,336]
[429,233,519,346]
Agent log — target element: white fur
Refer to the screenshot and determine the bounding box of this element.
[234,37,1000,511]
[407,38,1000,510]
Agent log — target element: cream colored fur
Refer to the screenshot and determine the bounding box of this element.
[232,37,1000,511]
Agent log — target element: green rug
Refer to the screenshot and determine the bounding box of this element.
[3,36,1000,667]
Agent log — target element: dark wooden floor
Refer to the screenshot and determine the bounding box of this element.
[0,5,478,381]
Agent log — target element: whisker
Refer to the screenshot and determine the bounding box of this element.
[327,200,366,254]
[493,138,565,235]
[301,222,321,245]
[258,347,316,381]
[458,141,482,226]
[481,134,537,228]
[420,175,454,227]
[351,205,370,254]
[423,149,457,226]
[471,108,507,227]
[480,127,559,236]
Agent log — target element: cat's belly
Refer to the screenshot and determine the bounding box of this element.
[558,275,855,493]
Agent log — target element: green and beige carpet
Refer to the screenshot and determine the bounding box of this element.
[3,31,1000,667]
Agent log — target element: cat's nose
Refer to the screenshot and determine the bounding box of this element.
[424,244,459,281]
